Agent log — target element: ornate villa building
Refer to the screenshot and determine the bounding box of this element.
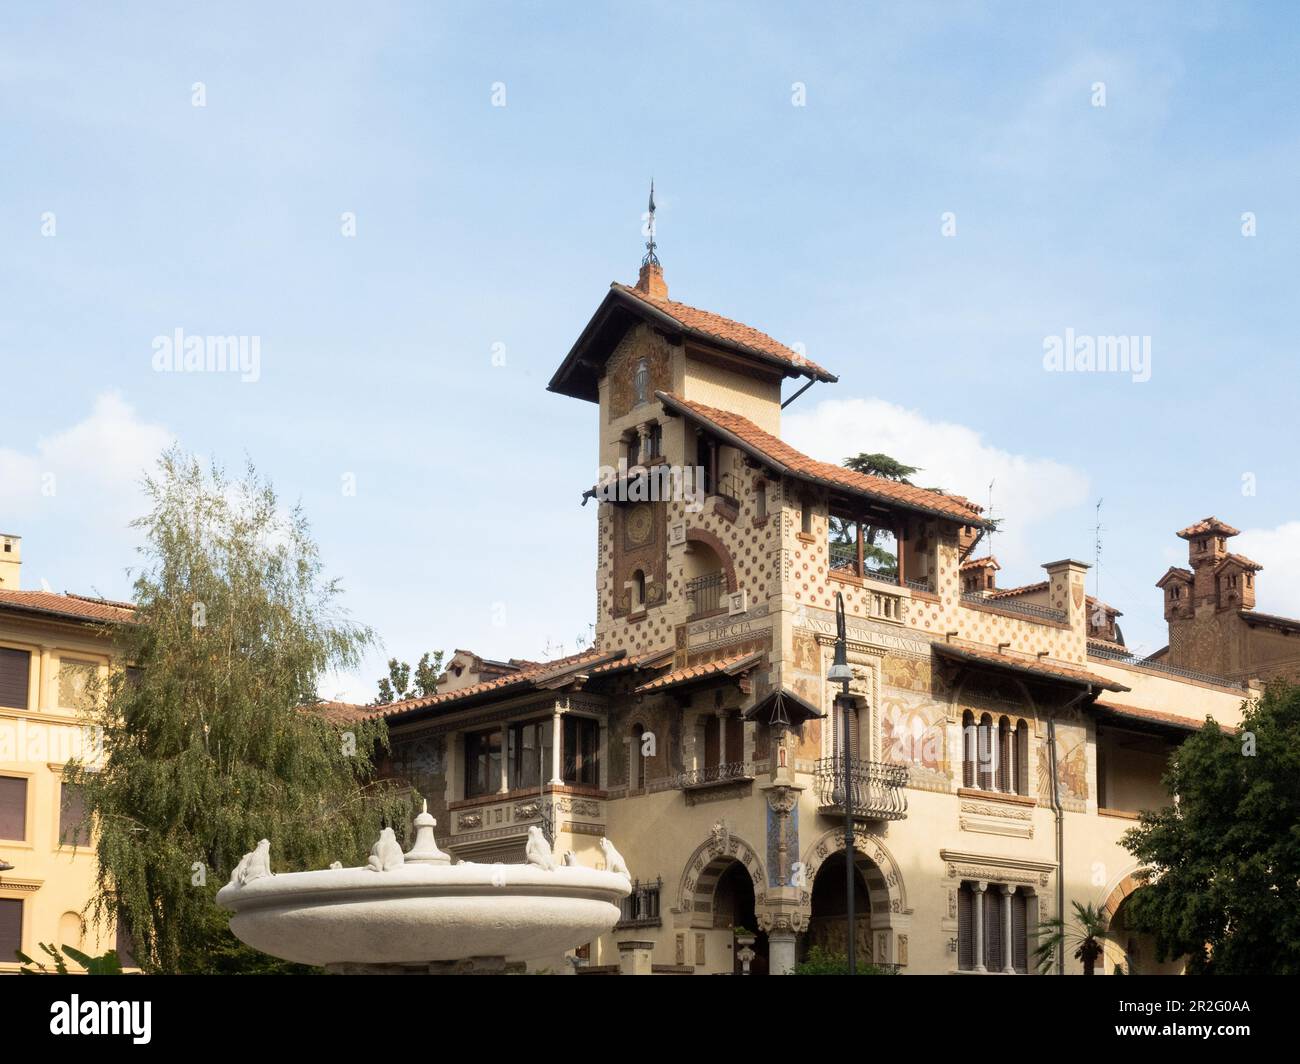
[316,245,1300,977]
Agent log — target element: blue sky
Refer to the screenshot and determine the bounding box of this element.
[3,1,1299,699]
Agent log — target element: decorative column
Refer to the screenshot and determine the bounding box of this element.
[973,881,987,972]
[717,709,728,768]
[38,646,55,710]
[550,703,564,786]
[768,929,798,976]
[498,722,509,794]
[598,720,609,790]
[1000,885,1015,973]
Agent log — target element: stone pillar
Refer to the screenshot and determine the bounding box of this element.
[38,646,54,711]
[498,722,509,794]
[598,721,609,790]
[973,881,987,972]
[550,705,564,785]
[1000,885,1015,973]
[769,930,797,975]
[617,940,654,976]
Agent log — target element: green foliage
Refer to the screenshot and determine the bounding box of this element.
[1120,682,1300,975]
[17,943,124,975]
[67,449,412,974]
[829,454,919,574]
[842,453,920,484]
[373,651,445,705]
[1034,900,1106,975]
[788,946,899,975]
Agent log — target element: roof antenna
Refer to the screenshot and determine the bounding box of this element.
[1092,498,1104,603]
[642,180,660,267]
[986,478,996,558]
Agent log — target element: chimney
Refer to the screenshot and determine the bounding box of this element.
[1042,558,1090,637]
[635,261,669,300]
[1177,517,1240,609]
[0,534,20,590]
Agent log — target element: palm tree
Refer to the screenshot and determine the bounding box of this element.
[1034,901,1107,975]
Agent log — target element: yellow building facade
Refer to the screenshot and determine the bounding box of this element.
[0,533,132,972]
[324,254,1259,975]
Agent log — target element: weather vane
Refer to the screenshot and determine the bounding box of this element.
[642,180,660,267]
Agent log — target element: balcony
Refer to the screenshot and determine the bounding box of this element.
[814,758,909,821]
[686,571,726,618]
[678,760,754,791]
[615,876,663,929]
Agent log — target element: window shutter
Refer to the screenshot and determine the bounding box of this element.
[958,883,974,971]
[60,781,91,848]
[962,715,974,788]
[1012,891,1028,973]
[0,648,30,710]
[0,776,27,840]
[984,890,1002,971]
[725,714,744,767]
[998,722,1011,791]
[0,898,22,963]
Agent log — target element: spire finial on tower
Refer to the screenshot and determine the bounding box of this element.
[642,179,660,267]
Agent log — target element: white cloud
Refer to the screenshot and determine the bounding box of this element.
[1235,521,1300,621]
[782,397,1090,571]
[0,391,173,524]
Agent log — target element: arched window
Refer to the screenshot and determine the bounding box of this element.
[633,358,649,405]
[977,714,995,791]
[998,717,1012,792]
[962,711,976,788]
[632,569,646,608]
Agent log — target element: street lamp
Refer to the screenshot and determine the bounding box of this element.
[827,592,856,975]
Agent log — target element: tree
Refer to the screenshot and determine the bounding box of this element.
[1034,900,1106,975]
[830,453,921,575]
[372,651,445,705]
[1119,683,1300,975]
[68,449,411,974]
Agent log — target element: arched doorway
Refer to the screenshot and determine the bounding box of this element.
[712,859,768,975]
[804,851,873,963]
[1106,895,1183,975]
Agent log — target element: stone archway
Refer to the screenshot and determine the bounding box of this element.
[797,827,909,967]
[1099,871,1142,933]
[677,829,766,930]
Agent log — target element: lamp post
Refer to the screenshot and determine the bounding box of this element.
[827,592,856,975]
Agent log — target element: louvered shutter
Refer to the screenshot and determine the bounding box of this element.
[0,648,29,709]
[1012,891,1028,973]
[984,890,1003,971]
[0,898,22,963]
[0,776,26,840]
[958,883,974,970]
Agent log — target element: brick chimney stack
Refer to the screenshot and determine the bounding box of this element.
[0,533,20,589]
[1177,517,1240,609]
[635,261,669,300]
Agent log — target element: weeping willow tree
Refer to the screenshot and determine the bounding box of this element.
[69,449,411,973]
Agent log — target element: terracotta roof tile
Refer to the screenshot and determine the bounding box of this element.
[1214,552,1262,572]
[961,556,1000,571]
[633,651,764,695]
[1155,566,1193,588]
[615,284,834,380]
[1177,517,1240,539]
[933,641,1130,692]
[987,581,1048,600]
[1094,700,1232,733]
[373,648,618,719]
[1238,609,1300,632]
[0,588,135,624]
[656,393,990,527]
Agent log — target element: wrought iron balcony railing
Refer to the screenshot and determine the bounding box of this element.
[814,758,909,821]
[678,760,753,789]
[615,876,663,929]
[686,571,726,617]
[961,590,1067,623]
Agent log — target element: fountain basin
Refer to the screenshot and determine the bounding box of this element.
[217,861,629,966]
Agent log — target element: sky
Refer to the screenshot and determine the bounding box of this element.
[2,1,1299,701]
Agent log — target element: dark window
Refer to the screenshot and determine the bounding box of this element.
[562,716,599,786]
[801,498,813,535]
[646,422,662,458]
[632,569,646,608]
[958,883,974,970]
[507,719,552,791]
[703,715,720,769]
[59,782,91,848]
[755,480,767,521]
[464,729,502,799]
[0,648,30,710]
[0,898,22,963]
[633,358,649,405]
[0,776,27,840]
[631,725,645,789]
[626,433,640,469]
[1012,891,1029,973]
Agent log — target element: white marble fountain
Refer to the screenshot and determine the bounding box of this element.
[216,802,631,973]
